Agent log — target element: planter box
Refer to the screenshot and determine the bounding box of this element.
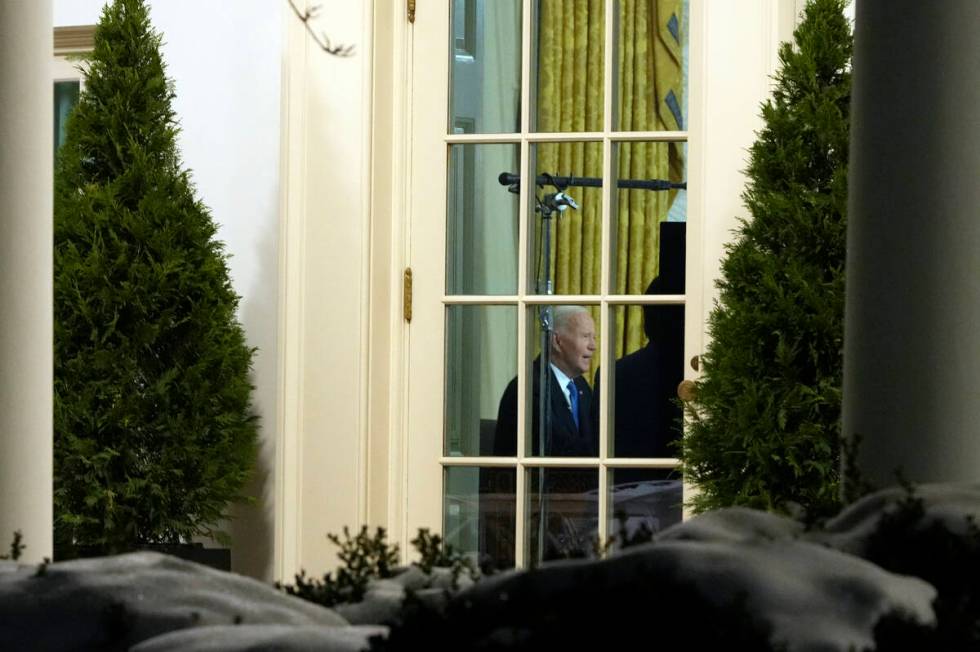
[55,543,231,572]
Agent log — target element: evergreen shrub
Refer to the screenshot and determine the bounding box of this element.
[868,485,980,649]
[681,0,852,519]
[410,528,478,586]
[277,526,482,608]
[277,527,401,608]
[53,0,257,552]
[0,532,24,561]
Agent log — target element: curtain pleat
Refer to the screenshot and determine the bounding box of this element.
[537,0,683,378]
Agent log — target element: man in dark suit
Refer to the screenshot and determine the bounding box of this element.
[594,276,684,459]
[486,306,597,565]
[492,305,597,457]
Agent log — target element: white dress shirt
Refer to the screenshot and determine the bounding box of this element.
[549,363,575,409]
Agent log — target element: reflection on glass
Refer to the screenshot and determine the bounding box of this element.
[532,0,606,133]
[614,0,688,132]
[606,299,684,458]
[54,80,80,155]
[527,467,599,567]
[446,305,517,457]
[528,142,603,296]
[608,468,682,549]
[445,466,516,572]
[447,144,520,295]
[504,305,599,458]
[611,141,686,295]
[450,0,522,134]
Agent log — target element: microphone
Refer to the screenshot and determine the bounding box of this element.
[498,172,520,195]
[498,172,519,186]
[546,191,579,211]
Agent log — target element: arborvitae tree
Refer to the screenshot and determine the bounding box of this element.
[681,0,851,519]
[53,0,257,551]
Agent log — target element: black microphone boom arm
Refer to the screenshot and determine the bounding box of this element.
[498,171,685,193]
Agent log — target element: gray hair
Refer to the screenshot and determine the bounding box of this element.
[552,305,590,335]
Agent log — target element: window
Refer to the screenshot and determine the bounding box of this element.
[52,26,95,154]
[53,80,79,153]
[434,0,691,569]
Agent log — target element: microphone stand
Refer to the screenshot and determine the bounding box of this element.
[506,170,672,564]
[499,171,685,194]
[534,179,578,565]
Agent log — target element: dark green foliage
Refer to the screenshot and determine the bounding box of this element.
[33,560,49,578]
[374,566,782,651]
[841,431,875,504]
[867,485,980,650]
[277,526,401,607]
[681,0,852,519]
[278,526,491,608]
[276,569,347,608]
[332,526,401,588]
[410,528,452,574]
[411,528,478,586]
[0,531,24,561]
[53,0,257,550]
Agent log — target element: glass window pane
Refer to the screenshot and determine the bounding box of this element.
[527,142,603,295]
[608,468,682,548]
[606,299,684,458]
[450,0,522,134]
[527,467,599,566]
[532,0,606,133]
[54,80,80,155]
[446,305,518,457]
[445,466,516,572]
[447,144,520,295]
[610,141,686,295]
[513,304,599,457]
[614,0,688,132]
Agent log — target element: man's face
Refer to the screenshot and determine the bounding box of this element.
[552,311,597,377]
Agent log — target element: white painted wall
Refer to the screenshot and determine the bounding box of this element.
[54,0,282,580]
[277,0,376,580]
[688,1,804,356]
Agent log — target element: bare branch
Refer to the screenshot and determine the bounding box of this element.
[286,0,355,57]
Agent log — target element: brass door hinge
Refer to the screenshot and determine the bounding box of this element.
[403,267,413,322]
[407,0,416,23]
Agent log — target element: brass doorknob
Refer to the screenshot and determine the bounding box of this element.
[677,379,697,402]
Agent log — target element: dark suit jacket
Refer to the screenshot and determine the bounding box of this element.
[593,342,682,459]
[492,358,596,457]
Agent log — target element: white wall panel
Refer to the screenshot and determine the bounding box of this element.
[691,0,798,346]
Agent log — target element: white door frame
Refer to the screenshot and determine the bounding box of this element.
[273,0,804,576]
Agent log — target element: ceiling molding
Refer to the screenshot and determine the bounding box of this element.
[54,25,96,56]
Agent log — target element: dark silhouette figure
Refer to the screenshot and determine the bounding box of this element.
[595,276,684,459]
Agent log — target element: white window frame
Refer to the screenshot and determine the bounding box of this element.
[404,0,703,568]
[53,25,95,82]
[273,0,803,577]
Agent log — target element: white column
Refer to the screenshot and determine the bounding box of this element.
[843,0,980,487]
[0,1,54,562]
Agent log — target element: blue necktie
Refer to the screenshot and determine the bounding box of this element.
[567,380,579,429]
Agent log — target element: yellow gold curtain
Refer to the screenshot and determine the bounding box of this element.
[536,0,685,381]
[536,0,604,299]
